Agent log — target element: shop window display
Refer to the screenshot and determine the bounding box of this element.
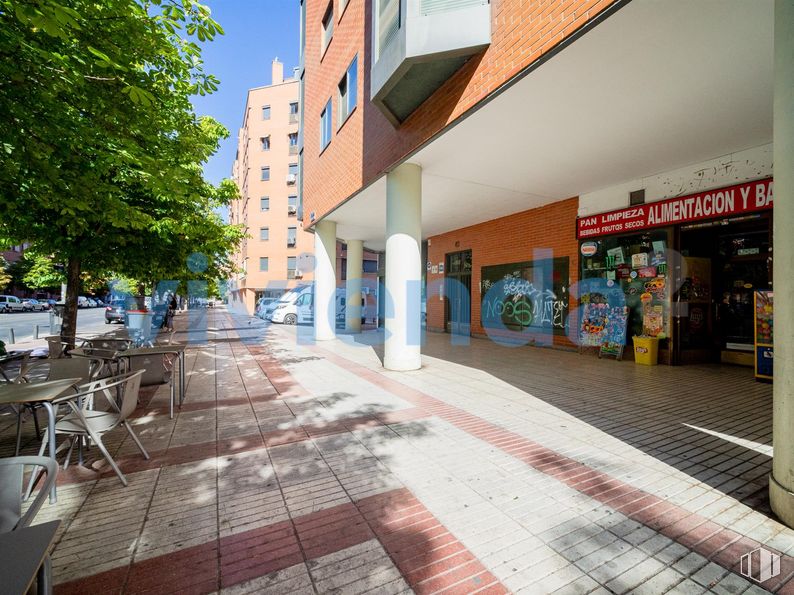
[579,230,671,345]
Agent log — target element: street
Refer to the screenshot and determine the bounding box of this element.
[0,306,111,346]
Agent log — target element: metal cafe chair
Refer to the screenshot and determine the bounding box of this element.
[37,370,147,486]
[0,456,57,533]
[0,456,59,594]
[13,357,103,456]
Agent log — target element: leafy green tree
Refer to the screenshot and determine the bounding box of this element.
[21,251,65,290]
[0,256,11,291]
[0,0,242,342]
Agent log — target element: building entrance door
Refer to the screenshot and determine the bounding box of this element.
[677,216,771,365]
[445,250,472,336]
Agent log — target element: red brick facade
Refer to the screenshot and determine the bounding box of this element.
[426,197,580,348]
[302,0,619,225]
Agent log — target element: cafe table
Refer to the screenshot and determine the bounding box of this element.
[0,520,61,595]
[0,378,82,503]
[120,344,186,417]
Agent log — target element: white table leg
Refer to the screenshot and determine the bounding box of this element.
[41,402,57,504]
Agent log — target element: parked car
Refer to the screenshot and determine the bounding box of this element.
[87,298,98,307]
[45,299,59,309]
[94,298,104,307]
[22,298,46,312]
[77,296,90,308]
[104,299,127,324]
[0,295,24,313]
[255,297,278,320]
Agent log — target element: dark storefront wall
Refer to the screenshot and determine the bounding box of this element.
[426,197,580,348]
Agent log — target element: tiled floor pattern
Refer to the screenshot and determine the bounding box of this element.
[2,308,793,593]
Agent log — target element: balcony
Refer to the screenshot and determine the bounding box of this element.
[371,0,491,126]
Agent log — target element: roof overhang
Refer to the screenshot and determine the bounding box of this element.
[324,0,773,251]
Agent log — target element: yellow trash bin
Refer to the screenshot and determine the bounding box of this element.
[633,336,659,365]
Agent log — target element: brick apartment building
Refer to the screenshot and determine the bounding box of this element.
[228,59,311,315]
[298,0,794,525]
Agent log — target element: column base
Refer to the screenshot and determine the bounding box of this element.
[770,473,794,529]
[383,353,421,371]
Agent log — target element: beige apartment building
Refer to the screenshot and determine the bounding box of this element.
[228,59,312,315]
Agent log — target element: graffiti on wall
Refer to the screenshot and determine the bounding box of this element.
[481,258,569,334]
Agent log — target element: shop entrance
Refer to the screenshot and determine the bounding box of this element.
[677,216,771,365]
[445,250,472,336]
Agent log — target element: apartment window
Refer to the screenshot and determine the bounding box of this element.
[288,195,297,216]
[259,257,269,272]
[287,227,297,247]
[321,1,333,55]
[260,197,270,211]
[261,136,270,151]
[289,102,299,124]
[287,256,297,279]
[377,0,400,59]
[261,166,270,181]
[288,132,298,155]
[262,105,271,120]
[320,99,332,151]
[363,259,379,274]
[288,163,298,177]
[338,55,358,127]
[260,227,269,241]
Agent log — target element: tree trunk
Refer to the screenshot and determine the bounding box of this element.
[60,256,81,348]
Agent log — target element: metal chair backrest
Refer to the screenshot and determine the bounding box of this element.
[36,357,102,384]
[123,353,171,387]
[0,457,57,532]
[84,338,132,352]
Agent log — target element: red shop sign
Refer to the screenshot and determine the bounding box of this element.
[577,178,773,239]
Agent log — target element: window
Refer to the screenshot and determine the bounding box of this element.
[288,195,298,216]
[259,257,269,272]
[377,0,400,59]
[338,55,358,126]
[289,132,298,147]
[260,227,269,241]
[262,105,271,120]
[261,136,270,151]
[289,102,299,124]
[363,259,379,274]
[260,197,270,211]
[261,166,270,181]
[320,99,332,151]
[321,1,333,54]
[287,256,297,279]
[288,163,298,176]
[287,227,297,247]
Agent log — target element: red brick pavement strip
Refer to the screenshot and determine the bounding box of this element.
[55,487,508,594]
[309,343,794,592]
[54,408,431,487]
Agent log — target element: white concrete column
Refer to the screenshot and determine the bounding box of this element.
[345,240,364,332]
[770,0,794,529]
[384,163,422,371]
[314,219,337,341]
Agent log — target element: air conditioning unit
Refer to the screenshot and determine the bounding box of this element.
[294,269,302,279]
[286,174,297,185]
[288,205,297,214]
[287,239,296,247]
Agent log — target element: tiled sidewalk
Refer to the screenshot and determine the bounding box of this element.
[1,308,791,594]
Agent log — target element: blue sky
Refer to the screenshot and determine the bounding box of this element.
[192,0,300,186]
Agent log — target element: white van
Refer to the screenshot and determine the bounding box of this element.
[268,286,346,325]
[0,295,24,313]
